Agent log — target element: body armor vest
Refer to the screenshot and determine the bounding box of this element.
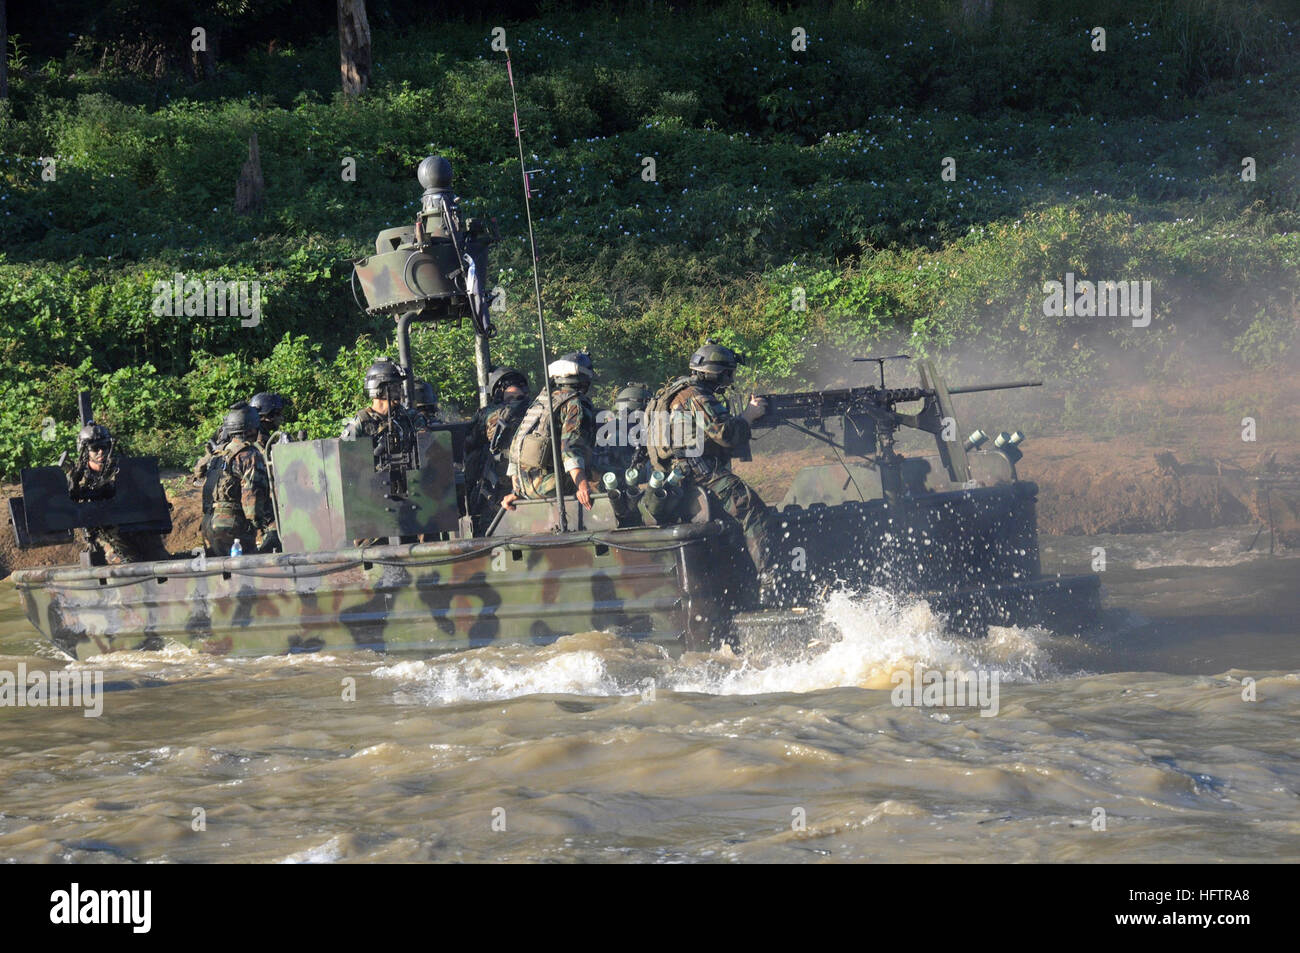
[510,391,579,472]
[644,376,699,472]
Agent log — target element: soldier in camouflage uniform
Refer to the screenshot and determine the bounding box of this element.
[200,405,279,556]
[249,392,289,451]
[410,379,442,432]
[502,353,597,511]
[64,423,168,563]
[193,393,287,483]
[645,342,773,584]
[464,366,530,528]
[341,358,417,469]
[594,381,652,477]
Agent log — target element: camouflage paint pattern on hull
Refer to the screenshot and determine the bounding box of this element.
[13,524,721,660]
[13,482,1103,660]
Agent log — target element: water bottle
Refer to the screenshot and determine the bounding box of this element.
[230,539,243,557]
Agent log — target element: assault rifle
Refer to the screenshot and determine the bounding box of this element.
[468,402,522,516]
[378,407,419,497]
[746,358,1041,494]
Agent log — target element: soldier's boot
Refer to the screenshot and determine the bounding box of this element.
[744,518,789,610]
[748,515,812,609]
[755,558,787,609]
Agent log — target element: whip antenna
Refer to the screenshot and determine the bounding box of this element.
[505,47,569,532]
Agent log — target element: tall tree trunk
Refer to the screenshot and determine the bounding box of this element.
[199,31,219,81]
[338,0,371,98]
[235,133,265,216]
[1,0,9,101]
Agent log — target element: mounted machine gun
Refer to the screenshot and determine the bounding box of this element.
[749,356,1041,499]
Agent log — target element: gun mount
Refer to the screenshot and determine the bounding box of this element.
[750,358,1041,499]
[7,391,172,564]
[351,156,497,327]
[272,431,459,550]
[352,156,499,408]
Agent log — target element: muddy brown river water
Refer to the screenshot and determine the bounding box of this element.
[1,528,1296,863]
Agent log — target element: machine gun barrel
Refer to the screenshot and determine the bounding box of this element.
[753,380,1042,425]
[948,380,1042,395]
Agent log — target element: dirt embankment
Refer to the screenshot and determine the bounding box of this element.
[737,438,1294,539]
[3,370,1297,577]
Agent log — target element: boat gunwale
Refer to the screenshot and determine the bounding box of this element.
[10,520,723,588]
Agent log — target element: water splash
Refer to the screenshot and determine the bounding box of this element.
[373,633,635,703]
[279,835,345,864]
[669,588,1058,695]
[374,588,1061,705]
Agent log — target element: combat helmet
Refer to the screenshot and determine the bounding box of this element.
[547,352,595,390]
[613,382,653,413]
[688,340,745,385]
[78,423,113,454]
[412,379,438,411]
[364,358,407,400]
[488,366,529,403]
[249,392,287,429]
[223,404,261,441]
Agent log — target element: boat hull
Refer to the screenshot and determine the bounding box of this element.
[12,483,1102,659]
[13,524,720,659]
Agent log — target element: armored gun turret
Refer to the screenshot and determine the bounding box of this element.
[719,357,1086,630]
[352,155,498,408]
[352,156,496,328]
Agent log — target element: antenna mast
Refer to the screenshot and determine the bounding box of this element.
[505,48,569,531]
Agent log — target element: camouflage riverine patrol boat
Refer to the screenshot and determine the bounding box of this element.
[8,157,1100,659]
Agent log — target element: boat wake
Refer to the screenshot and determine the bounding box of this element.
[372,587,1064,706]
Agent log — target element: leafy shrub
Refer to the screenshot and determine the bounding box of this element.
[0,1,1297,476]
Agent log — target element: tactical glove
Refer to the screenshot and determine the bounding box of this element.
[740,396,768,424]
